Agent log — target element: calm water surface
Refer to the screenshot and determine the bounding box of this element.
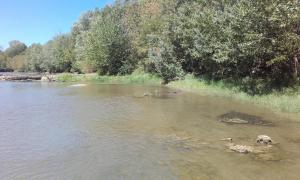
[0,82,300,180]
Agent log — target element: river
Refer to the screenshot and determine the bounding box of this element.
[0,82,300,180]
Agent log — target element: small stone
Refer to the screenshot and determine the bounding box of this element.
[220,138,233,142]
[256,135,272,145]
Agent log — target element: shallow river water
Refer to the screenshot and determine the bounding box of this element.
[0,82,300,180]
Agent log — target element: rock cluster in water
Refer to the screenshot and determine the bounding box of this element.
[226,135,273,154]
[153,127,280,161]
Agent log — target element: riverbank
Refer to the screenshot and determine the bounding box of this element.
[53,73,300,114]
[168,75,300,114]
[2,72,299,114]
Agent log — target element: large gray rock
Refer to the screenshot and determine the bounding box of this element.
[218,111,272,126]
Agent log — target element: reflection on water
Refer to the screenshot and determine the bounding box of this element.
[0,82,300,180]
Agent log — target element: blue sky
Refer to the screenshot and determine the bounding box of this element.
[0,0,112,49]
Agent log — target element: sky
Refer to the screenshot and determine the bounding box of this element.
[0,0,112,49]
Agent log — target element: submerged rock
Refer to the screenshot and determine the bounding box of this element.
[254,152,282,161]
[218,111,272,126]
[225,135,277,161]
[256,135,272,145]
[71,84,87,87]
[142,91,174,99]
[227,143,254,153]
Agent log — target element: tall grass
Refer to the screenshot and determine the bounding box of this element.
[54,72,161,85]
[168,74,300,113]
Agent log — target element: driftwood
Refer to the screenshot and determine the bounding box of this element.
[0,73,42,81]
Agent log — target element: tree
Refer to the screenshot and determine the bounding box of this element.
[8,54,27,72]
[2,0,300,92]
[0,53,8,69]
[25,44,44,72]
[152,0,300,91]
[72,9,101,73]
[82,3,136,75]
[51,34,75,72]
[39,40,56,72]
[225,0,300,89]
[5,40,27,58]
[0,46,5,68]
[122,0,163,72]
[148,34,183,83]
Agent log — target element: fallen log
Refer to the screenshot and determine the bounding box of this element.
[0,74,42,81]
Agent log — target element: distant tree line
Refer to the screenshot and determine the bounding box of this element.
[1,0,300,92]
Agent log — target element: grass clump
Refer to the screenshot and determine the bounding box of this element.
[54,73,87,82]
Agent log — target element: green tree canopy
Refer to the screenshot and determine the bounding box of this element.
[5,40,27,58]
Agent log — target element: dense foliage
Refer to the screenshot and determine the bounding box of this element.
[1,0,300,92]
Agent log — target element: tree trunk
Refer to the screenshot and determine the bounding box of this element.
[294,56,299,78]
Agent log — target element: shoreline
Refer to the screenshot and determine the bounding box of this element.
[57,73,300,114]
[167,76,300,114]
[54,73,300,115]
[1,72,300,116]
